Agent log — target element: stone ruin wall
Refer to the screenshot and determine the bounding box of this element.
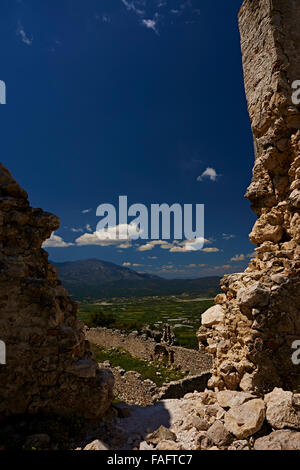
[105,366,157,406]
[100,362,210,407]
[0,163,114,420]
[87,327,157,362]
[197,0,300,394]
[86,327,212,375]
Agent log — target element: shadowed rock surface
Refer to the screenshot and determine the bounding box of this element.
[198,0,300,393]
[0,163,113,420]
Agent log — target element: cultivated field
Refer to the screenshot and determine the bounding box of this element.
[78,295,214,350]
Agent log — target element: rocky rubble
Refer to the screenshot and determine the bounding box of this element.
[0,163,114,420]
[197,0,300,393]
[76,387,300,451]
[134,388,300,451]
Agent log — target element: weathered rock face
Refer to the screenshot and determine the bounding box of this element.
[197,0,300,393]
[0,163,114,419]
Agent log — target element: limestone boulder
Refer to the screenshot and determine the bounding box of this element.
[217,391,255,409]
[228,440,249,451]
[146,426,177,445]
[201,305,225,327]
[84,440,109,450]
[206,420,233,447]
[183,415,209,431]
[249,221,284,244]
[139,441,154,451]
[156,440,183,450]
[237,282,270,311]
[264,388,300,430]
[289,189,300,209]
[224,399,266,439]
[196,402,225,426]
[195,432,213,450]
[254,430,300,451]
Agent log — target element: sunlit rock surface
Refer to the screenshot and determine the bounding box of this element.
[198,0,300,393]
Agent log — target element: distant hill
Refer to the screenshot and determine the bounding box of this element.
[52,258,221,300]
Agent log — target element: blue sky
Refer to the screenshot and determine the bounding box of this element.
[1,0,257,279]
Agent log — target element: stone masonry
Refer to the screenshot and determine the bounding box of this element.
[86,327,212,375]
[197,0,300,393]
[0,163,114,420]
[100,361,210,407]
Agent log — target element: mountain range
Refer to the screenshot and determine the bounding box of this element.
[52,258,221,300]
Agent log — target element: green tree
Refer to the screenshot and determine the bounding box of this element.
[87,310,116,328]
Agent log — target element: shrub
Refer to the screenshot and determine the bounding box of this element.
[111,319,140,332]
[86,310,116,328]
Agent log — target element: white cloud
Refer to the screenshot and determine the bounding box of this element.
[137,240,169,251]
[138,242,155,252]
[142,19,159,34]
[81,208,92,214]
[17,23,33,46]
[169,237,210,252]
[96,223,142,241]
[198,264,233,274]
[214,264,232,270]
[183,238,209,252]
[123,262,143,268]
[137,237,211,253]
[197,167,219,182]
[75,232,118,247]
[120,0,198,34]
[118,242,132,249]
[120,1,160,34]
[222,233,236,240]
[231,254,246,262]
[201,247,220,253]
[231,252,255,262]
[75,224,141,246]
[70,225,94,234]
[168,246,187,253]
[151,240,169,246]
[121,0,144,16]
[42,233,74,248]
[161,264,174,270]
